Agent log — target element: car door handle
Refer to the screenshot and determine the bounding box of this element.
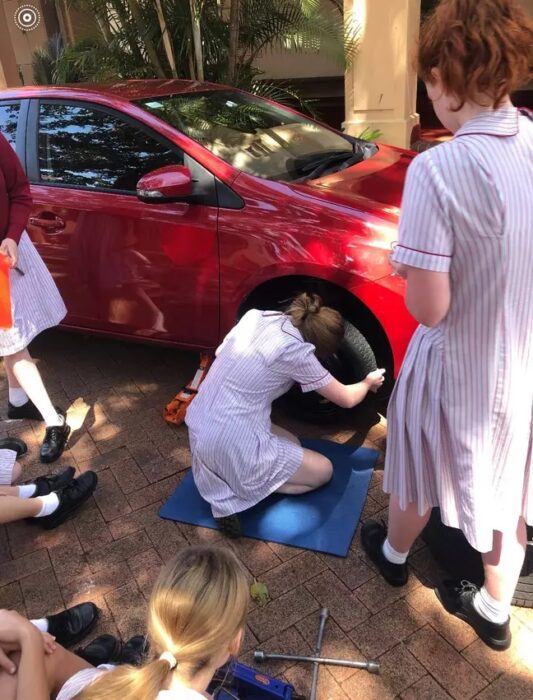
[29,215,66,233]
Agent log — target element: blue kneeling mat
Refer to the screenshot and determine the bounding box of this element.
[159,439,378,557]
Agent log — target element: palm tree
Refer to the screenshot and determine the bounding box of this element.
[37,0,359,111]
[32,34,65,85]
[228,0,241,83]
[189,0,205,80]
[154,0,178,77]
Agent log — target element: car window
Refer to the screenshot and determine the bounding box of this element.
[38,102,184,191]
[139,90,376,182]
[0,102,20,148]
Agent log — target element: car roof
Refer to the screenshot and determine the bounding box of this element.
[1,79,230,101]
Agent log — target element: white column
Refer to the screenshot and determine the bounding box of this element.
[344,0,421,148]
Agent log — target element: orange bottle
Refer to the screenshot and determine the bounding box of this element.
[0,256,13,329]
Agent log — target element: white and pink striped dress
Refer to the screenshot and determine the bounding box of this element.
[384,107,533,552]
[186,310,333,518]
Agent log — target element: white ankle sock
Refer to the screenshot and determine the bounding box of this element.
[18,484,37,499]
[31,618,49,633]
[9,387,28,407]
[473,587,509,625]
[34,492,60,518]
[382,538,409,565]
[45,412,65,429]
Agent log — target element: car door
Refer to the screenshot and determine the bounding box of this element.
[24,98,220,348]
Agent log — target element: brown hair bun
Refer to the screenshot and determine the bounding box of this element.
[418,0,533,109]
[287,293,345,357]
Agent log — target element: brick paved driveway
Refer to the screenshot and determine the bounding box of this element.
[0,330,531,699]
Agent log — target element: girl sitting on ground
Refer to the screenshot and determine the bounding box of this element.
[186,293,385,536]
[0,545,248,700]
[0,437,97,530]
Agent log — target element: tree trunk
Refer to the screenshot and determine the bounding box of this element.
[94,15,113,43]
[126,0,167,77]
[228,0,240,83]
[189,0,204,81]
[55,0,75,45]
[154,0,178,77]
[188,50,197,80]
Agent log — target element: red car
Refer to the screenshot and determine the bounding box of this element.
[0,80,416,419]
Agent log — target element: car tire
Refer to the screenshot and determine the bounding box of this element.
[278,319,378,424]
[422,509,533,608]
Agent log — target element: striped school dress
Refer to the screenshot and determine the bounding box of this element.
[0,448,17,485]
[186,310,333,518]
[384,106,533,553]
[0,232,66,356]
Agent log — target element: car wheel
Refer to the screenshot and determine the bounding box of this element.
[422,510,533,608]
[278,319,378,424]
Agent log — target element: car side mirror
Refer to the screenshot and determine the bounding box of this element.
[137,165,193,203]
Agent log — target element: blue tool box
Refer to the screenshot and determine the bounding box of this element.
[209,661,302,699]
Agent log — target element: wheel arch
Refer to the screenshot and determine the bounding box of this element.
[237,274,394,375]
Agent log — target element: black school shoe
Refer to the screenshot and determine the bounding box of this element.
[76,634,121,666]
[216,514,242,538]
[361,520,409,587]
[121,635,149,665]
[435,580,511,651]
[0,437,27,458]
[29,466,76,497]
[7,399,43,421]
[40,412,71,464]
[47,602,99,648]
[77,634,149,667]
[39,471,98,530]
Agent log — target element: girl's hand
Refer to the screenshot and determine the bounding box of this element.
[41,631,57,655]
[0,645,17,675]
[0,610,36,645]
[0,631,54,656]
[0,238,18,268]
[0,610,45,675]
[364,368,386,393]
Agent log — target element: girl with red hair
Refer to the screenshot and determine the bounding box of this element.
[362,0,533,651]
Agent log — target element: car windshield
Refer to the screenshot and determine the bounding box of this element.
[137,90,376,182]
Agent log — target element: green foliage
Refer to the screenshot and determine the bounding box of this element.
[358,127,382,142]
[33,0,358,109]
[32,34,67,85]
[250,578,270,607]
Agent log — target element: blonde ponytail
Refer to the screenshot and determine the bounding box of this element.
[74,546,249,700]
[74,659,171,700]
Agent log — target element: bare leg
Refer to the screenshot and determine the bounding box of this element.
[0,485,23,496]
[3,357,21,389]
[276,452,333,495]
[272,424,300,445]
[482,518,527,607]
[11,462,22,484]
[387,495,431,553]
[276,455,333,494]
[0,645,92,700]
[0,495,41,523]
[3,349,59,425]
[272,424,333,495]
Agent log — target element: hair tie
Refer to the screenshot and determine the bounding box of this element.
[159,651,177,669]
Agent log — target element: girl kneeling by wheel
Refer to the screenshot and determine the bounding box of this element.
[186,293,385,537]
